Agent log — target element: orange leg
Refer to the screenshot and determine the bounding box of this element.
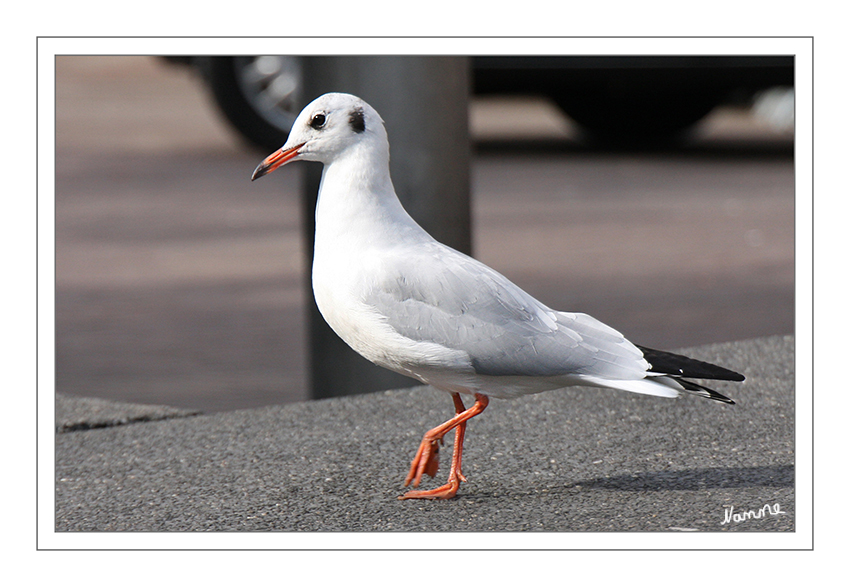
[408,393,468,482]
[449,392,469,484]
[399,392,489,500]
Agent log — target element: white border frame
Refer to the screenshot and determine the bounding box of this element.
[37,36,813,551]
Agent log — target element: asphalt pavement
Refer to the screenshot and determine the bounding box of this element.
[56,335,794,532]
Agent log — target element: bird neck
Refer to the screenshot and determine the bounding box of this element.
[315,144,422,245]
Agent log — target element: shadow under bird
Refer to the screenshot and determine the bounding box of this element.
[252,92,745,500]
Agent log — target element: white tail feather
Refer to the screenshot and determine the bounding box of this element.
[577,374,683,399]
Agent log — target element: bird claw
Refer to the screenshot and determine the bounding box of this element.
[398,476,461,500]
[423,441,440,478]
[404,437,443,487]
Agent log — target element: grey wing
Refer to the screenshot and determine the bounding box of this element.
[365,243,648,380]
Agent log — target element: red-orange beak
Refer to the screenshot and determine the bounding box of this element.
[251,143,306,181]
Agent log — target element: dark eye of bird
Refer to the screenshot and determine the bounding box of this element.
[310,113,327,129]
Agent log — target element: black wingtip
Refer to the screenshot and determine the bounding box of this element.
[636,345,745,382]
[677,378,736,404]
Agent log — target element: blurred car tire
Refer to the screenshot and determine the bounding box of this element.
[195,56,302,151]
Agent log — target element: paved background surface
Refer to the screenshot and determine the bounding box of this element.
[56,336,794,532]
[54,57,794,412]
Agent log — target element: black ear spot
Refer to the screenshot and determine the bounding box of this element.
[349,108,366,133]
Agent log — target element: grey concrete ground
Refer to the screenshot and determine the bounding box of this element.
[56,335,794,532]
[54,57,794,412]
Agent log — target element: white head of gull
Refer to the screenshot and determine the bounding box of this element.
[252,92,744,500]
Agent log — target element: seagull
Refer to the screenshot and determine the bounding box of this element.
[252,92,745,500]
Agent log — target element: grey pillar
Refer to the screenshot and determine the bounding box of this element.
[300,56,471,399]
